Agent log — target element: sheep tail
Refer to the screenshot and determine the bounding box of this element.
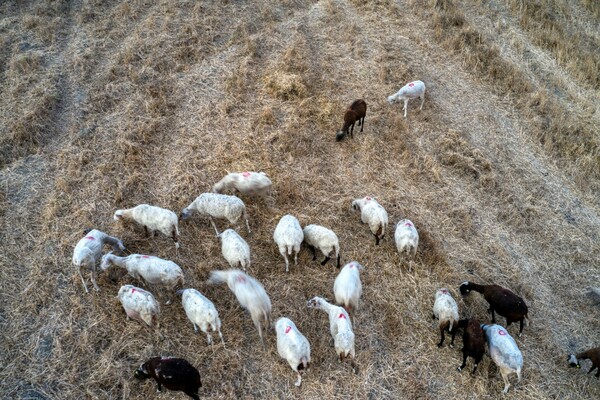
[286,245,294,255]
[207,270,228,285]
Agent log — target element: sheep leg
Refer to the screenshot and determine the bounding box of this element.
[489,308,496,323]
[519,318,524,336]
[374,234,380,246]
[320,256,330,266]
[420,94,425,110]
[361,116,365,132]
[91,268,101,292]
[184,391,200,400]
[172,228,179,250]
[208,217,220,236]
[294,250,298,266]
[349,123,354,139]
[500,368,511,393]
[403,99,408,118]
[308,244,317,261]
[450,328,457,348]
[78,266,89,294]
[457,352,468,372]
[336,254,341,269]
[437,326,445,347]
[144,226,150,237]
[280,249,290,272]
[156,381,162,392]
[295,372,302,387]
[192,323,198,333]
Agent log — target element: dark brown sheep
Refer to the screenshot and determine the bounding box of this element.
[568,347,600,378]
[459,281,529,335]
[336,99,367,141]
[455,319,486,374]
[135,356,202,399]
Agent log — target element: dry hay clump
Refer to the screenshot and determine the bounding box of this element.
[264,70,309,100]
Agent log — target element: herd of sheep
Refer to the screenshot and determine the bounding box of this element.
[72,81,599,399]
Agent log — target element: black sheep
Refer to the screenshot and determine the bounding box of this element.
[459,281,529,335]
[135,356,202,400]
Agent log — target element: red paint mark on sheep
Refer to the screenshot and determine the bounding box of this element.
[142,255,150,259]
[285,326,292,334]
[498,330,507,336]
[242,172,251,178]
[409,83,415,87]
[366,197,372,201]
[405,222,413,227]
[339,313,347,320]
[236,275,246,284]
[131,288,136,294]
[84,236,95,240]
[441,289,448,294]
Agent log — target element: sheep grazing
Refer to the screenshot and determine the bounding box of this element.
[101,253,184,303]
[336,99,367,141]
[218,229,251,271]
[178,288,224,345]
[113,204,180,250]
[213,171,273,200]
[395,219,419,271]
[333,262,364,317]
[455,319,485,374]
[307,296,356,371]
[459,281,529,336]
[180,192,250,235]
[117,285,160,329]
[72,228,125,293]
[482,324,523,393]
[387,80,426,118]
[351,196,389,245]
[207,269,271,343]
[432,288,459,348]
[302,224,341,268]
[135,356,201,400]
[568,347,600,378]
[273,214,304,273]
[276,317,311,387]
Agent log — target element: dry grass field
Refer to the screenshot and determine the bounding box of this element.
[1,0,599,398]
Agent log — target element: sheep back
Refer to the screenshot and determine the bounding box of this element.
[273,215,304,251]
[482,324,523,371]
[118,285,160,327]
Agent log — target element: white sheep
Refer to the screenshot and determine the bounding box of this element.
[351,196,388,245]
[181,193,250,235]
[333,262,364,317]
[207,269,272,343]
[275,317,311,387]
[387,80,426,118]
[307,296,356,371]
[113,204,180,249]
[178,288,224,345]
[117,284,160,329]
[101,253,184,303]
[273,214,304,272]
[395,219,419,271]
[72,229,125,293]
[213,171,273,200]
[432,288,459,348]
[482,324,523,393]
[302,224,341,268]
[218,229,251,271]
